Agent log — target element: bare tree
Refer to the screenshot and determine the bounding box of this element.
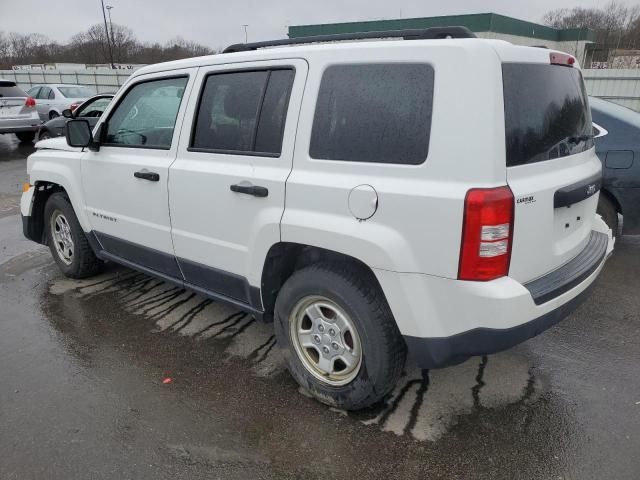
[0,24,214,66]
[543,1,640,48]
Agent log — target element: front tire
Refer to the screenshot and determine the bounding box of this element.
[38,130,51,141]
[274,262,406,410]
[44,192,103,278]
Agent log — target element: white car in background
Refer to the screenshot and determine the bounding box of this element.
[0,79,41,143]
[26,84,96,121]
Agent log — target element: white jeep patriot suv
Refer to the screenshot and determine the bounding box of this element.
[21,28,614,409]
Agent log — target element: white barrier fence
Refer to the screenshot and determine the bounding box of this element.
[2,67,640,112]
[0,69,132,94]
[583,69,640,112]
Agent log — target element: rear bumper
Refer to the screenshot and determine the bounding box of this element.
[375,220,614,369]
[0,117,41,133]
[404,281,594,368]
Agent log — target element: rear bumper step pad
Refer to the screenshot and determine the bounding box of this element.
[524,230,608,305]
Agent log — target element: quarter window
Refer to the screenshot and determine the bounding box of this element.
[310,63,435,165]
[104,76,188,149]
[191,68,294,155]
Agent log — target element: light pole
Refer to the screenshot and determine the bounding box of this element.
[100,0,115,68]
[241,24,248,43]
[106,5,115,53]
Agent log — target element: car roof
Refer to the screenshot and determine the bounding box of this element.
[132,37,555,78]
[31,84,94,88]
[590,96,640,128]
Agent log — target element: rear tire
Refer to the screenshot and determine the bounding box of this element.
[597,194,619,238]
[44,192,103,278]
[49,111,59,120]
[15,131,35,143]
[274,262,406,410]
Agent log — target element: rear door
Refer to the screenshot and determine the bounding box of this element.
[503,61,603,283]
[169,59,306,305]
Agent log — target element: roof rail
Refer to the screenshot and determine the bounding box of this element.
[223,26,477,54]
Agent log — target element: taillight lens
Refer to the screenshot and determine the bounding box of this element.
[458,186,515,281]
[550,52,575,67]
[25,97,36,107]
[70,103,79,111]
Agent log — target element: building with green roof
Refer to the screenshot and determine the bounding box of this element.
[289,13,595,65]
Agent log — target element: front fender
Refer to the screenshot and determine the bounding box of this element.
[27,150,90,231]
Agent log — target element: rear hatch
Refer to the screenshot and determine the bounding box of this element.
[0,81,32,120]
[503,57,603,284]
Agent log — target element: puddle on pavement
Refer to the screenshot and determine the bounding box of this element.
[47,267,545,443]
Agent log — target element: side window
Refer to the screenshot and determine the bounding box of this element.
[104,76,188,149]
[76,97,112,117]
[310,64,435,165]
[48,88,55,99]
[191,68,294,156]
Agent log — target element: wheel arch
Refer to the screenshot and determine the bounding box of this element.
[28,155,89,232]
[259,242,388,318]
[600,187,623,215]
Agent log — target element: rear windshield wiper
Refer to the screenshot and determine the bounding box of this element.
[568,134,594,144]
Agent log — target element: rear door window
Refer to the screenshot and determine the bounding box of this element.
[190,68,294,156]
[503,64,593,167]
[310,63,434,165]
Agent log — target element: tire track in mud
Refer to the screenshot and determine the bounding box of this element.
[50,269,543,442]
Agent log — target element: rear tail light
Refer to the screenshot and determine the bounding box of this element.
[458,186,515,281]
[24,97,36,107]
[550,52,575,67]
[70,103,79,111]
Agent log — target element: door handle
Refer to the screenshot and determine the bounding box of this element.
[230,183,269,197]
[134,171,160,182]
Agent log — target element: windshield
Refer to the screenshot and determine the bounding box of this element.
[57,86,95,98]
[503,64,593,167]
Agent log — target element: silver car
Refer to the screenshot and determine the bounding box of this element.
[0,79,41,143]
[25,84,96,121]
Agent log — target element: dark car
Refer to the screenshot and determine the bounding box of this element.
[37,94,113,140]
[590,96,640,237]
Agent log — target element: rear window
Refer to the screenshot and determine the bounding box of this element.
[503,64,593,167]
[0,81,27,98]
[310,63,434,165]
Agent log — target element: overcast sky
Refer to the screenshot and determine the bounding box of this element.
[1,0,609,49]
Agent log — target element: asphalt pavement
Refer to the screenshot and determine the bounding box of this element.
[1,134,639,479]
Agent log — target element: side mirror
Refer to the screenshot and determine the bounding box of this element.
[62,109,73,119]
[65,119,95,149]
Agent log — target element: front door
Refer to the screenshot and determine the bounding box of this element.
[81,70,195,278]
[169,59,307,306]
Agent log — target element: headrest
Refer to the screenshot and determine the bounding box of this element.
[224,82,262,120]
